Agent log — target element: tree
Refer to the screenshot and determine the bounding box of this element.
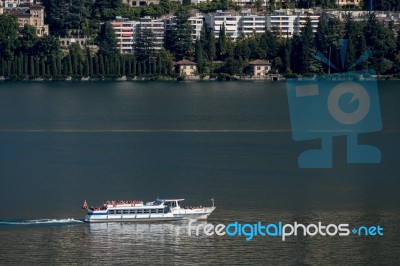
[167,7,193,60]
[17,25,39,55]
[216,24,227,61]
[194,39,204,73]
[255,0,263,11]
[294,17,321,74]
[364,14,396,73]
[134,27,156,62]
[203,26,216,61]
[96,22,119,58]
[0,15,19,61]
[35,35,61,60]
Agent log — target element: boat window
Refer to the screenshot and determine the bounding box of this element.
[123,210,129,214]
[157,209,164,213]
[154,200,162,205]
[109,210,115,215]
[144,209,150,213]
[116,210,122,214]
[151,209,157,213]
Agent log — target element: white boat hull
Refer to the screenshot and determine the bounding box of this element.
[85,207,216,223]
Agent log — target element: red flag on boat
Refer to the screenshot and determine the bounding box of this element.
[82,200,88,210]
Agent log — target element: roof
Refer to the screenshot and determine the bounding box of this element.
[30,5,45,10]
[249,59,271,65]
[174,59,196,66]
[157,198,185,202]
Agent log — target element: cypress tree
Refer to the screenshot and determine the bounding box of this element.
[93,54,99,76]
[216,24,227,61]
[41,58,46,76]
[67,54,73,76]
[126,57,132,77]
[157,55,162,75]
[0,58,4,76]
[116,57,121,77]
[24,54,28,77]
[83,57,90,77]
[56,56,62,77]
[62,57,68,76]
[72,52,78,75]
[88,52,93,77]
[29,56,35,76]
[121,57,126,76]
[99,54,104,75]
[104,56,109,75]
[46,65,50,78]
[35,56,40,77]
[51,55,57,77]
[132,55,137,76]
[142,61,146,75]
[195,39,203,74]
[18,52,23,77]
[137,61,141,76]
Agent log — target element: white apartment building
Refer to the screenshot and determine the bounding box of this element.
[240,10,266,35]
[205,10,241,41]
[111,16,164,54]
[266,15,296,37]
[335,0,361,7]
[111,17,137,54]
[188,13,204,41]
[232,0,267,7]
[294,15,319,34]
[121,0,160,7]
[190,0,208,4]
[266,9,320,37]
[138,16,164,50]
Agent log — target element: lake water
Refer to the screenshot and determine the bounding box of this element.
[0,81,399,264]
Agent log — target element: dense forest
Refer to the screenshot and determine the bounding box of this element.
[0,0,400,80]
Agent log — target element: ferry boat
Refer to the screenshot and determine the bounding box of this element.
[82,198,215,223]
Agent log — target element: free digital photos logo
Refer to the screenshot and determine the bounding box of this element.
[286,39,382,168]
[188,220,384,241]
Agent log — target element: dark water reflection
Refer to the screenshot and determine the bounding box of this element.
[0,81,399,264]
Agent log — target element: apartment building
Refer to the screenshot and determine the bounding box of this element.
[138,16,165,50]
[240,10,266,35]
[205,10,242,41]
[111,16,164,54]
[188,13,204,41]
[335,0,361,7]
[111,17,137,54]
[266,9,320,37]
[121,0,160,7]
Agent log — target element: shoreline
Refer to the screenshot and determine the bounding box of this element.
[1,75,399,82]
[0,75,285,82]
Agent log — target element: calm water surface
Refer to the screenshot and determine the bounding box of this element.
[0,81,399,264]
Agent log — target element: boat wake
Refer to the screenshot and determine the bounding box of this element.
[0,218,84,227]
